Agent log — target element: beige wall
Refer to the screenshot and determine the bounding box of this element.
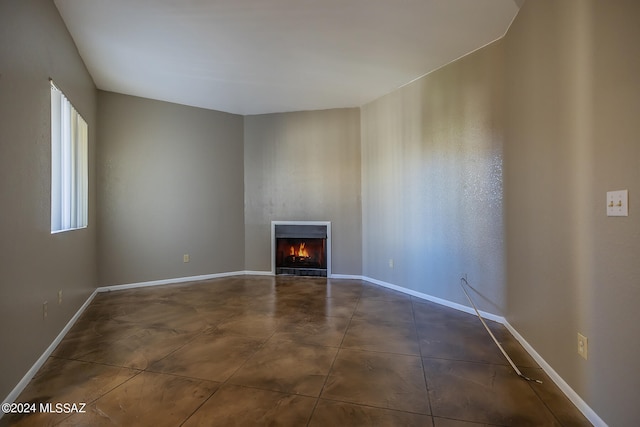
[97,92,245,286]
[361,41,505,314]
[504,1,640,425]
[2,0,639,424]
[361,1,640,423]
[0,0,98,399]
[244,109,362,275]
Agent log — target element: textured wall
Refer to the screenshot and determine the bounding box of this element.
[0,0,98,400]
[244,109,362,275]
[504,1,640,425]
[2,2,637,424]
[97,92,245,285]
[361,41,505,314]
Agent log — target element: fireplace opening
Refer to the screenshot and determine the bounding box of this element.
[276,238,326,269]
[274,223,328,277]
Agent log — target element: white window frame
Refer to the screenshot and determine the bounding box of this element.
[51,80,88,233]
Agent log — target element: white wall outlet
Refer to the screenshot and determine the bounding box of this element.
[183,254,190,263]
[607,190,628,216]
[388,258,394,268]
[577,333,588,360]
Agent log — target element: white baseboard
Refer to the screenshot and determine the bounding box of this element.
[337,274,605,426]
[358,275,505,323]
[3,271,605,427]
[242,270,274,276]
[329,273,362,280]
[503,322,607,427]
[1,271,269,412]
[1,289,98,411]
[96,271,251,292]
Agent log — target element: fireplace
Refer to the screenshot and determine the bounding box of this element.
[272,221,331,277]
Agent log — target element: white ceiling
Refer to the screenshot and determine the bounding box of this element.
[54,0,521,116]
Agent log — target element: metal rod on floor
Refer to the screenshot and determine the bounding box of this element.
[459,277,542,384]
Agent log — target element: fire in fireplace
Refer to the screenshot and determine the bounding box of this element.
[274,223,328,277]
[276,238,325,269]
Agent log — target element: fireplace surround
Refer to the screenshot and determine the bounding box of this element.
[271,221,331,277]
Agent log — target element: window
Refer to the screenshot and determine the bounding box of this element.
[50,80,88,233]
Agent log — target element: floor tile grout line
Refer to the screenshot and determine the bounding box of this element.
[199,325,278,391]
[175,316,275,426]
[431,415,508,427]
[305,286,364,427]
[524,372,570,427]
[204,382,322,400]
[324,346,423,358]
[47,368,146,426]
[176,281,425,422]
[420,354,532,368]
[167,279,290,426]
[135,368,210,382]
[47,351,202,423]
[54,283,285,426]
[15,277,590,426]
[54,367,145,425]
[317,396,434,417]
[413,301,568,426]
[141,328,210,372]
[411,298,436,427]
[47,355,145,373]
[177,385,220,427]
[264,336,343,349]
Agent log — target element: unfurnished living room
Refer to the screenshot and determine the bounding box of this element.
[1,0,638,426]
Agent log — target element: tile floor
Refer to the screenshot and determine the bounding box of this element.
[1,276,591,426]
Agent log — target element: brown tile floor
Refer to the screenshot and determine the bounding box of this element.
[1,276,592,426]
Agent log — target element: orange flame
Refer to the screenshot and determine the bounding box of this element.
[290,242,309,258]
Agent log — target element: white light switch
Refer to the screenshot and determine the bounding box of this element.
[606,190,628,216]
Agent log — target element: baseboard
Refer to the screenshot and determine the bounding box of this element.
[1,289,99,412]
[96,271,251,292]
[3,271,605,426]
[359,275,505,324]
[342,274,607,427]
[503,322,607,427]
[350,274,605,426]
[329,273,363,280]
[242,270,274,276]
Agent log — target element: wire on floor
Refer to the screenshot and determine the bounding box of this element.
[459,277,542,384]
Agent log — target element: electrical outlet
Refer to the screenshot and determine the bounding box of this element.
[577,333,588,360]
[388,258,394,268]
[183,254,190,263]
[43,301,48,319]
[58,290,63,305]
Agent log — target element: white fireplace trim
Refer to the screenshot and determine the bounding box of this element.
[271,220,331,277]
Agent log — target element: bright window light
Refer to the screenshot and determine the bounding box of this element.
[51,81,88,233]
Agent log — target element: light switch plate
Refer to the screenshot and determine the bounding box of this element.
[607,190,628,216]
